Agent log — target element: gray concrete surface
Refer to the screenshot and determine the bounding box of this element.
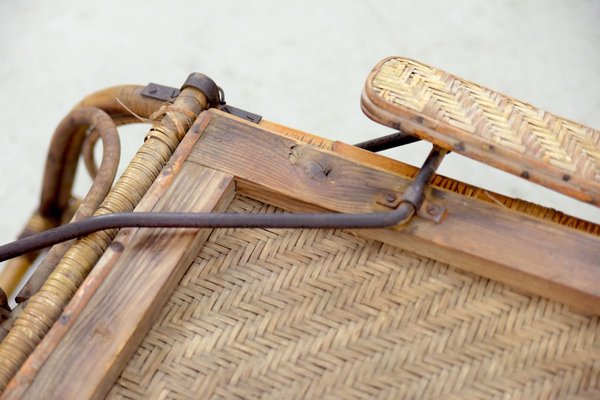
[0,0,599,256]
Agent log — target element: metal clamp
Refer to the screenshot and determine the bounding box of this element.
[377,146,447,224]
[141,74,221,108]
[141,78,262,124]
[181,73,221,108]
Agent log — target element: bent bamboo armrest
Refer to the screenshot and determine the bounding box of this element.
[361,57,600,206]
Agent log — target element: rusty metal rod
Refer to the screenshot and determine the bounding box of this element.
[354,131,420,152]
[0,207,413,262]
[0,147,445,263]
[10,123,435,302]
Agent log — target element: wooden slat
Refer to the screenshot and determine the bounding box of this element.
[260,114,600,236]
[18,162,235,400]
[186,110,600,314]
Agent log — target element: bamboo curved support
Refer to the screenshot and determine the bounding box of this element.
[0,86,165,303]
[41,85,165,219]
[13,108,121,303]
[0,86,209,392]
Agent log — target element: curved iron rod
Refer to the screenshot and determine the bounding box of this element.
[0,145,444,263]
[354,131,420,152]
[0,205,414,262]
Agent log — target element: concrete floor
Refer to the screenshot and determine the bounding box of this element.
[0,0,599,253]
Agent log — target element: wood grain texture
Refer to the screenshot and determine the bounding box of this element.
[258,119,335,150]
[187,111,600,314]
[18,162,235,400]
[263,115,599,236]
[361,57,600,205]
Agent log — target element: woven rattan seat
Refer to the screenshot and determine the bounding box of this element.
[361,57,600,206]
[108,195,600,399]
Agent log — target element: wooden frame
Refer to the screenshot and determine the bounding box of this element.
[4,109,599,399]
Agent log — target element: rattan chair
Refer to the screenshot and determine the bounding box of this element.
[0,57,598,399]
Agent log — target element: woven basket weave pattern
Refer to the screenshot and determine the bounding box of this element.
[108,195,600,399]
[368,57,600,202]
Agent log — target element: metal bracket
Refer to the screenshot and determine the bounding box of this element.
[376,192,403,209]
[417,198,446,223]
[219,104,262,124]
[377,193,445,223]
[376,146,447,224]
[141,83,181,102]
[141,81,262,124]
[142,74,221,107]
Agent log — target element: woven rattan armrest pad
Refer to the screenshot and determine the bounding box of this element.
[361,57,600,206]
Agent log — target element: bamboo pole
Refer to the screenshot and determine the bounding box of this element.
[0,85,164,303]
[0,83,210,392]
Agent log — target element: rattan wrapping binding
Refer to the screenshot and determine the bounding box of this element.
[0,87,209,392]
[109,195,600,400]
[361,57,600,206]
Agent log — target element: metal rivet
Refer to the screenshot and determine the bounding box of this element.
[427,204,439,215]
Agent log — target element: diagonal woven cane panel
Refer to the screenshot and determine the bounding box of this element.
[362,57,600,206]
[109,195,600,399]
